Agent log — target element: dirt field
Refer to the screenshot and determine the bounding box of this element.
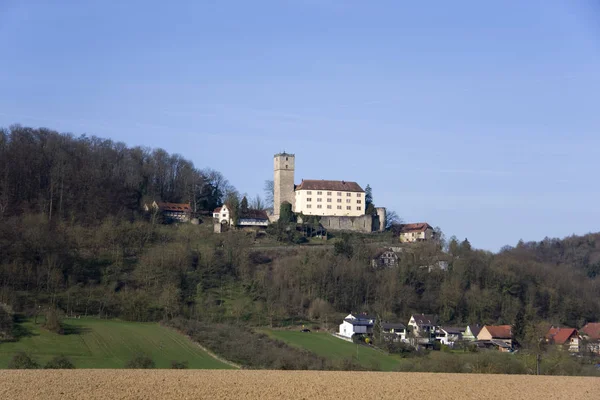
[1,370,599,399]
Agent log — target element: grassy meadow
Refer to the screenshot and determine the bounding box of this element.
[0,318,234,369]
[264,329,402,371]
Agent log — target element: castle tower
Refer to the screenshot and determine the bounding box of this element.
[273,152,295,218]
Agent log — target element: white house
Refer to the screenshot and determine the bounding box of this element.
[145,201,192,222]
[408,314,439,346]
[338,313,374,339]
[382,322,408,342]
[399,223,434,243]
[213,205,233,225]
[436,326,466,346]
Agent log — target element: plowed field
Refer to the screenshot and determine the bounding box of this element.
[1,370,599,399]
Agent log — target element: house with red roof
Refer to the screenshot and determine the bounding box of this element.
[399,223,434,243]
[545,327,580,352]
[145,201,192,222]
[476,325,513,352]
[581,322,600,354]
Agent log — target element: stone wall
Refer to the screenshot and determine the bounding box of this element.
[319,207,386,233]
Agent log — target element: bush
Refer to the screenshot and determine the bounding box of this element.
[45,355,75,369]
[125,353,156,369]
[170,360,189,369]
[8,352,40,369]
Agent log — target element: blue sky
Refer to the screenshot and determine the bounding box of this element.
[1,0,600,251]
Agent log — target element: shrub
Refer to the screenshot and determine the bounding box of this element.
[125,353,156,369]
[45,355,75,369]
[170,360,189,369]
[8,352,40,369]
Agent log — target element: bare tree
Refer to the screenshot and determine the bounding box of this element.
[250,194,265,210]
[264,180,274,212]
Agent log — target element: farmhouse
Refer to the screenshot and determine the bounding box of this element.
[338,313,374,339]
[213,205,269,229]
[371,248,400,268]
[272,153,385,233]
[476,325,513,352]
[545,327,580,352]
[145,201,192,222]
[213,204,232,224]
[399,223,434,243]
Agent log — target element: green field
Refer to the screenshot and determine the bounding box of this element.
[0,318,234,369]
[265,330,402,371]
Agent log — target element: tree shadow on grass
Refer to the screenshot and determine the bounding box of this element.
[62,324,91,335]
[9,315,39,341]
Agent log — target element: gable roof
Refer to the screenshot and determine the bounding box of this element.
[483,325,512,339]
[344,318,373,326]
[467,325,482,337]
[441,326,466,335]
[411,314,438,326]
[239,209,269,221]
[581,323,600,340]
[348,313,375,321]
[213,207,222,213]
[295,179,364,193]
[400,223,433,233]
[156,202,191,212]
[382,322,406,330]
[546,327,578,345]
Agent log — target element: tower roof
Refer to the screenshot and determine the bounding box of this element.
[274,152,294,157]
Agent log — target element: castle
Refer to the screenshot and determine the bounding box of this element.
[272,152,386,233]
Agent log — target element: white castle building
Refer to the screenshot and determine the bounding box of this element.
[272,152,385,233]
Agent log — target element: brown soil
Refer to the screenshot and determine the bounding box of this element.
[1,370,599,400]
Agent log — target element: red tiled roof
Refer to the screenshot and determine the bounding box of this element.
[213,207,222,213]
[157,202,191,212]
[546,327,578,345]
[400,223,433,233]
[484,325,512,339]
[295,179,364,193]
[239,209,269,220]
[582,323,600,340]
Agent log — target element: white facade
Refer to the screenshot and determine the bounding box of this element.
[338,313,374,338]
[213,205,233,225]
[295,189,365,217]
[400,228,434,243]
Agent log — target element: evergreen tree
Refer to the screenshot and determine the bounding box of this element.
[365,184,374,214]
[279,202,294,223]
[241,196,249,213]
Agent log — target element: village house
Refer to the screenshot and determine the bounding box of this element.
[145,201,192,222]
[213,204,232,224]
[399,223,434,243]
[581,322,600,354]
[408,314,439,346]
[382,322,408,342]
[338,313,375,339]
[545,327,580,353]
[462,325,482,341]
[476,325,513,352]
[371,248,400,268]
[436,326,466,347]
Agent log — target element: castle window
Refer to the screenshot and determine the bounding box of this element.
[317,191,322,195]
[327,192,332,196]
[307,198,312,202]
[337,199,342,203]
[306,191,312,195]
[286,165,288,168]
[337,192,342,196]
[346,199,351,203]
[346,206,351,210]
[307,204,312,208]
[285,157,288,161]
[317,204,322,209]
[337,205,342,209]
[357,207,361,211]
[357,200,361,204]
[327,198,331,202]
[357,193,361,197]
[317,198,322,202]
[327,205,332,209]
[346,193,351,197]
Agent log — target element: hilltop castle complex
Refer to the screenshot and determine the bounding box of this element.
[272,152,386,233]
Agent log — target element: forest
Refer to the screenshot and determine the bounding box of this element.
[1,125,600,350]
